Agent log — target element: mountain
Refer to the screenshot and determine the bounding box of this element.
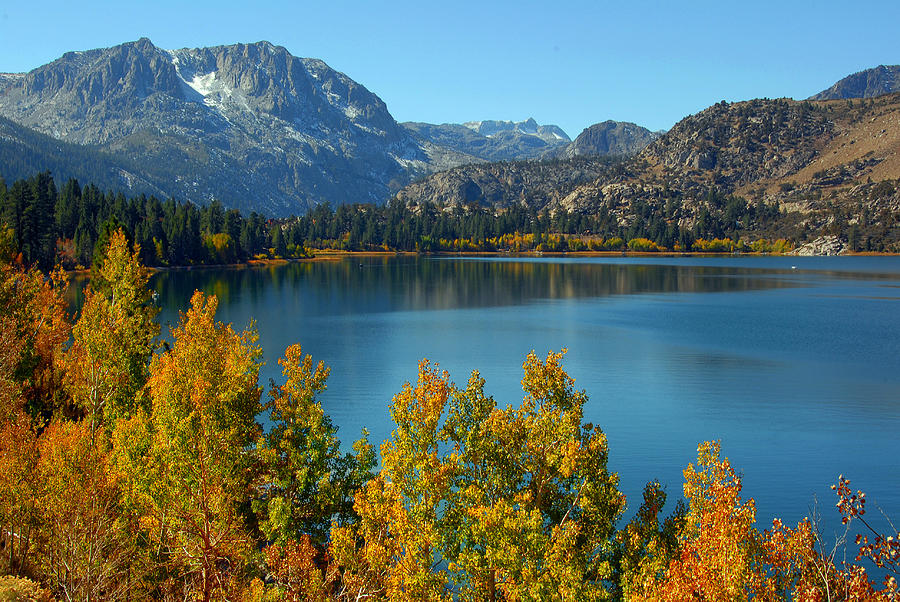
[463,118,569,143]
[810,65,900,100]
[558,120,660,158]
[0,38,436,216]
[402,118,570,162]
[556,94,900,251]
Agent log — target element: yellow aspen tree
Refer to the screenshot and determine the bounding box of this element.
[113,291,262,601]
[443,350,625,601]
[0,249,68,575]
[64,229,158,435]
[332,351,625,601]
[330,360,454,601]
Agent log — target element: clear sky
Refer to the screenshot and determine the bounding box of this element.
[1,0,898,138]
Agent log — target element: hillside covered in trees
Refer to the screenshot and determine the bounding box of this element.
[2,157,898,274]
[0,229,898,600]
[396,95,900,254]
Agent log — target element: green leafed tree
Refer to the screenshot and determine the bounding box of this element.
[331,350,625,601]
[255,344,375,548]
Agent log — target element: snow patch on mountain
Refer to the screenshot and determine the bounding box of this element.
[186,72,217,97]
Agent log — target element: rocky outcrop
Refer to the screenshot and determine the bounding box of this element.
[791,235,845,256]
[810,65,900,100]
[559,120,659,158]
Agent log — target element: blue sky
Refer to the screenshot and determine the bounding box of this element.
[1,0,897,137]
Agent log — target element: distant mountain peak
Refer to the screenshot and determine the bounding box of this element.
[555,120,659,159]
[403,118,571,163]
[461,117,569,142]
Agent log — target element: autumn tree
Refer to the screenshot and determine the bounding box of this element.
[255,344,375,547]
[826,476,900,599]
[0,236,69,575]
[0,416,41,576]
[331,350,625,601]
[0,228,69,423]
[37,420,141,601]
[613,481,685,599]
[252,344,375,600]
[64,229,159,435]
[636,442,899,601]
[643,441,764,601]
[113,291,262,601]
[329,359,454,600]
[442,350,625,600]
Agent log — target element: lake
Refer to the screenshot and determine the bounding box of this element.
[148,255,900,539]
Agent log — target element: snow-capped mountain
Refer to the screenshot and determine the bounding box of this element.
[462,118,569,144]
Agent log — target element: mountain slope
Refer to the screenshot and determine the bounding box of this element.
[0,115,169,196]
[394,156,623,210]
[0,38,431,216]
[810,65,900,100]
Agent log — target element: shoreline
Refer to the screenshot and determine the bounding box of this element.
[65,248,900,275]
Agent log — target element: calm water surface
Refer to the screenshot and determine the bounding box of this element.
[148,255,900,536]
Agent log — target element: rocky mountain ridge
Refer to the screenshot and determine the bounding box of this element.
[463,118,568,142]
[558,120,660,158]
[403,118,661,164]
[0,38,660,216]
[810,65,900,100]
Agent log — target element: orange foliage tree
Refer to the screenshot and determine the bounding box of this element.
[636,442,899,601]
[37,420,140,601]
[0,240,69,575]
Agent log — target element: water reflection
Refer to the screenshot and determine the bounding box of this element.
[147,257,805,319]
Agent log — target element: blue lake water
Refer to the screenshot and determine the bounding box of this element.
[148,255,900,539]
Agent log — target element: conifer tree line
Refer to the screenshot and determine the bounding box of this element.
[0,172,270,270]
[0,230,897,600]
[260,190,788,255]
[1,171,799,272]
